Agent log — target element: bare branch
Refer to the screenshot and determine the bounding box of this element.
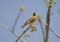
[15,26,30,42]
[39,21,45,42]
[0,23,25,42]
[45,0,53,42]
[49,26,60,39]
[0,23,11,31]
[37,15,45,42]
[45,7,51,42]
[41,18,60,39]
[37,16,60,39]
[12,13,20,32]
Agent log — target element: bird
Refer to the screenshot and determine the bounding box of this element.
[21,12,37,32]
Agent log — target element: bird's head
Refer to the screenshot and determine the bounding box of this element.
[33,12,36,16]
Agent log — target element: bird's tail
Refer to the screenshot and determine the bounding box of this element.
[21,23,27,28]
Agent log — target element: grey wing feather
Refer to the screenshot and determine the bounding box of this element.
[21,20,29,28]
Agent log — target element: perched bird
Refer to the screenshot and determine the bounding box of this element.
[21,12,37,32]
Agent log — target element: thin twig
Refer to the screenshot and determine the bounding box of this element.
[40,18,60,39]
[37,15,45,42]
[37,14,60,42]
[0,23,25,42]
[15,26,30,42]
[12,13,20,32]
[39,21,45,42]
[0,23,11,31]
[49,26,60,39]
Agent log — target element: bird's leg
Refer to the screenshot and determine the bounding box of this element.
[29,24,37,32]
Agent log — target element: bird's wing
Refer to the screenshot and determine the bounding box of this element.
[21,17,36,28]
[29,18,36,23]
[21,19,29,28]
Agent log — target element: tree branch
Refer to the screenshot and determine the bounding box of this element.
[45,7,51,42]
[37,15,45,42]
[12,13,20,32]
[42,19,60,39]
[0,23,25,42]
[45,0,53,42]
[37,16,60,39]
[15,26,30,42]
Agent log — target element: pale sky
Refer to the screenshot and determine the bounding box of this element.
[0,0,60,42]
